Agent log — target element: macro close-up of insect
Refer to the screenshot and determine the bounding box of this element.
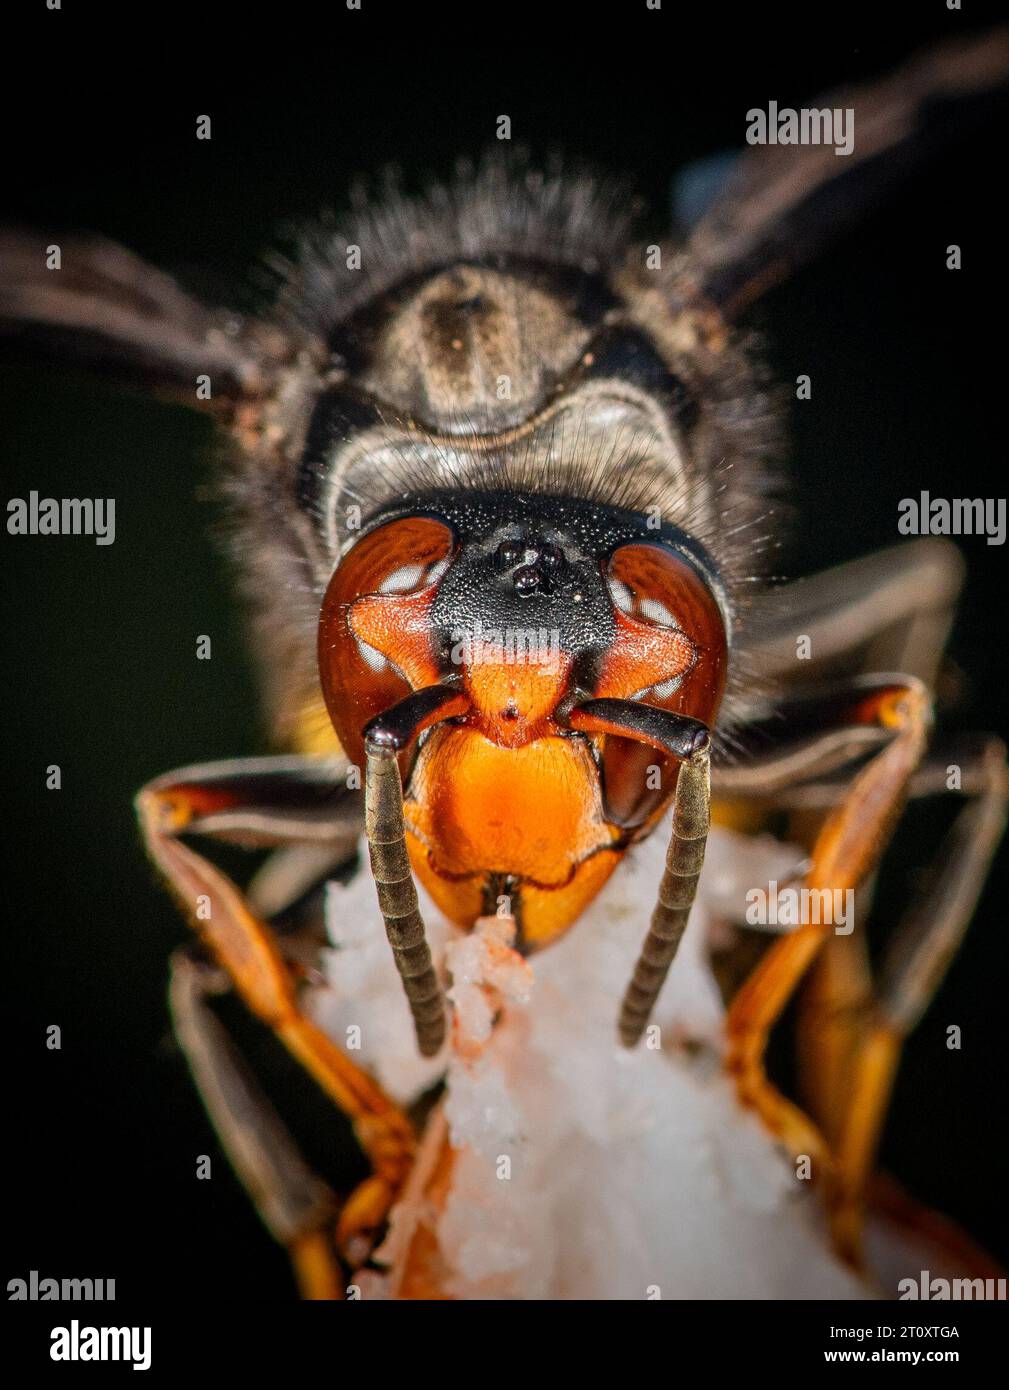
[4,11,1008,1332]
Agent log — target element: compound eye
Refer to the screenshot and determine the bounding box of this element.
[318,516,455,766]
[606,546,692,630]
[596,543,728,830]
[339,516,454,598]
[598,543,725,711]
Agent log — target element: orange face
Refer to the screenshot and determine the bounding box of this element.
[319,505,727,951]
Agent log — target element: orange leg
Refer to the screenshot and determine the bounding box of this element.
[169,950,347,1298]
[725,682,931,1178]
[828,737,1008,1265]
[137,775,416,1261]
[827,1022,903,1266]
[795,886,876,1152]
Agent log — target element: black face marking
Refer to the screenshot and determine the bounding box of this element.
[430,515,614,663]
[364,489,723,605]
[350,489,726,677]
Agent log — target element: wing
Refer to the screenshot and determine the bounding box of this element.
[0,227,297,412]
[687,28,1009,315]
[713,538,967,794]
[737,538,965,700]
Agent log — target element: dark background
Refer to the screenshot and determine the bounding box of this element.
[3,3,1007,1299]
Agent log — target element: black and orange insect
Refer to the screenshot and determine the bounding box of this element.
[3,29,1007,1298]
